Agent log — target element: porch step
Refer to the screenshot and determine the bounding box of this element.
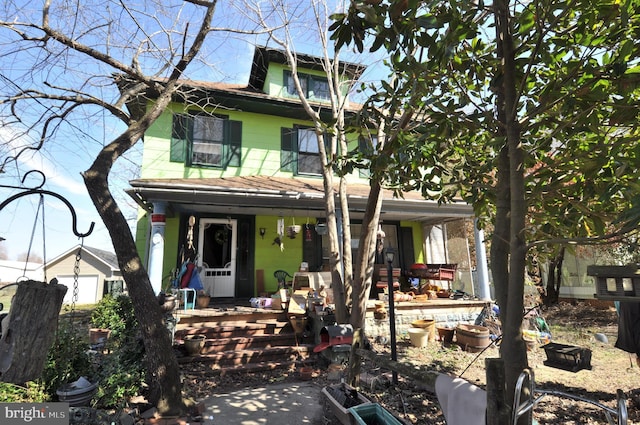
[177,345,314,367]
[197,334,302,353]
[175,308,287,329]
[173,304,319,372]
[175,320,292,339]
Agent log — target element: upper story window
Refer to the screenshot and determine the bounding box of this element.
[358,134,378,178]
[280,126,325,176]
[284,71,330,101]
[170,112,242,168]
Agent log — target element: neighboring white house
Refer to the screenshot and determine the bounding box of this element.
[0,260,44,284]
[41,245,124,305]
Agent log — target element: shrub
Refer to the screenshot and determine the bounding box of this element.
[42,319,94,397]
[0,381,48,403]
[90,294,138,343]
[90,294,147,409]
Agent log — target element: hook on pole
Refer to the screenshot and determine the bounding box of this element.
[0,189,94,238]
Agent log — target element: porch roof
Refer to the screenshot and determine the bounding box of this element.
[127,176,473,224]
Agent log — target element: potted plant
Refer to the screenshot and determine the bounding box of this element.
[43,320,96,406]
[90,294,139,347]
[286,225,301,239]
[196,290,211,309]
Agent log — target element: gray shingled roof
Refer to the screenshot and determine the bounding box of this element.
[83,246,119,270]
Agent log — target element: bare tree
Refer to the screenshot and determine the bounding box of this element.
[0,0,222,415]
[235,0,425,383]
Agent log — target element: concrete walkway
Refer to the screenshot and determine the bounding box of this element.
[199,381,326,424]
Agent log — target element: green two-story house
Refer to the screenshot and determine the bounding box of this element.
[124,46,479,300]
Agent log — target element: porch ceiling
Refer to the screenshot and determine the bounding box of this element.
[127,176,473,224]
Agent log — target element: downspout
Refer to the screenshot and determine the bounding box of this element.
[474,218,492,300]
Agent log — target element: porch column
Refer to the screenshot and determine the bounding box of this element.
[474,218,491,300]
[148,202,167,295]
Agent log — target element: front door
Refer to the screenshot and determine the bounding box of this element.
[198,218,237,297]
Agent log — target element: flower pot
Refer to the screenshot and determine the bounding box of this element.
[315,223,328,235]
[455,324,491,352]
[56,377,97,407]
[374,302,387,320]
[183,334,206,355]
[196,294,210,309]
[437,326,455,343]
[89,328,111,345]
[408,328,429,347]
[322,383,371,424]
[411,319,436,342]
[287,225,301,239]
[160,295,177,312]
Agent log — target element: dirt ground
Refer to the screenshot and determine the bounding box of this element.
[182,301,640,424]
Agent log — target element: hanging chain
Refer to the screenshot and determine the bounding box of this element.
[70,239,83,315]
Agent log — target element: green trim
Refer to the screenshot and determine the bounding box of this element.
[171,112,241,169]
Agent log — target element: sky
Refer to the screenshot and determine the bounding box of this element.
[0,125,138,262]
[0,1,387,265]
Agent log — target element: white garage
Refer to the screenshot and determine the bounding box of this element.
[56,274,100,305]
[41,245,123,305]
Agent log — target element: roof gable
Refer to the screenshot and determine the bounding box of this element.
[44,245,119,271]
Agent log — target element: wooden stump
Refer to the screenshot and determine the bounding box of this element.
[0,280,67,384]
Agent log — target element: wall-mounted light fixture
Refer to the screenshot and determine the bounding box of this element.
[259,227,266,239]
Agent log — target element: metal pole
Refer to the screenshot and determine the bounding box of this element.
[387,256,398,384]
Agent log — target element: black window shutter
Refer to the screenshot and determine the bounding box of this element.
[280,127,297,172]
[224,119,242,167]
[170,114,190,163]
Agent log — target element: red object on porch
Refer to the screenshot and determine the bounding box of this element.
[313,325,354,353]
[180,262,196,288]
[409,263,457,281]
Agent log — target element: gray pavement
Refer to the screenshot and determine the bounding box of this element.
[199,381,327,425]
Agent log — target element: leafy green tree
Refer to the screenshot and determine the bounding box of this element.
[331,0,640,421]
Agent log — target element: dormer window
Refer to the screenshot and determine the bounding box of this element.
[284,71,330,101]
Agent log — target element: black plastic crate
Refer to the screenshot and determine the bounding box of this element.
[543,342,592,372]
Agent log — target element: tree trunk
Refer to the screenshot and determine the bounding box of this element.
[0,280,67,384]
[485,358,510,425]
[543,246,565,306]
[347,180,384,384]
[487,1,531,423]
[495,1,529,423]
[84,164,183,415]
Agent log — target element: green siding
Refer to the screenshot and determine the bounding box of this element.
[142,105,366,184]
[401,220,425,264]
[254,215,303,293]
[162,216,180,290]
[264,62,352,103]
